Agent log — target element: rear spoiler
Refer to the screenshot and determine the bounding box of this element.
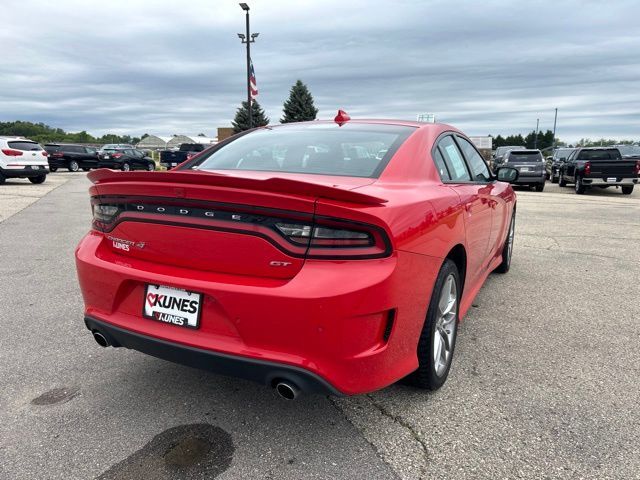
[87,169,387,206]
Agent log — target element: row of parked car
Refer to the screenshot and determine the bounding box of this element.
[0,137,159,184]
[492,145,640,195]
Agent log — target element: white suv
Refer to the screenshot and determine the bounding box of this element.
[0,137,50,184]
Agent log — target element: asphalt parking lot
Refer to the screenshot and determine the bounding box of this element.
[0,175,638,479]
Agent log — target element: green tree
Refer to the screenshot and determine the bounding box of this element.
[232,100,270,133]
[280,80,318,123]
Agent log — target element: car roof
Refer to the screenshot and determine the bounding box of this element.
[509,149,541,153]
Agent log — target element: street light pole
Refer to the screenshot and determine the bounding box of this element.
[534,118,540,149]
[238,3,258,129]
[552,108,558,148]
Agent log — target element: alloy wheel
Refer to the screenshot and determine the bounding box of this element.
[434,274,457,377]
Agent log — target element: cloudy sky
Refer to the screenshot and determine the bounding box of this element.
[2,0,639,142]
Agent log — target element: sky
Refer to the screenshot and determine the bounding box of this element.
[2,0,639,143]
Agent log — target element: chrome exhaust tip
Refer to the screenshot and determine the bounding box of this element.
[275,381,300,400]
[92,331,109,348]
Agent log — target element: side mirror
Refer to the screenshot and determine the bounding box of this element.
[497,167,519,183]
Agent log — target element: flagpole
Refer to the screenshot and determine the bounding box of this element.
[239,3,258,130]
[244,6,252,129]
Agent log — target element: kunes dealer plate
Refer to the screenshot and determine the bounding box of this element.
[143,284,203,329]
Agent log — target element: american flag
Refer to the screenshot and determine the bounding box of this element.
[249,58,258,100]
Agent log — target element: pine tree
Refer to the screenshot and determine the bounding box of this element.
[281,80,319,123]
[232,100,270,133]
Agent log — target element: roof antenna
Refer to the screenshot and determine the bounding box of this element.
[334,109,351,126]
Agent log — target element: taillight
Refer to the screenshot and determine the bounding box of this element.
[51,152,64,157]
[90,197,392,259]
[41,151,48,157]
[275,219,390,258]
[635,161,640,175]
[112,153,123,159]
[584,161,591,175]
[2,149,23,156]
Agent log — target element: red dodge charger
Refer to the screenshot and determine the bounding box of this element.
[76,115,518,399]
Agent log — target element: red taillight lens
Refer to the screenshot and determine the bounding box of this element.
[584,161,591,175]
[41,151,48,157]
[635,161,640,175]
[112,153,123,158]
[275,220,390,258]
[1,148,23,156]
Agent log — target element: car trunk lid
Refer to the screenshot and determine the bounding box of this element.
[88,169,386,279]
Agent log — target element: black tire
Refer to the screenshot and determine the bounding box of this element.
[0,172,6,185]
[407,259,460,390]
[535,183,545,192]
[146,162,155,171]
[622,185,634,195]
[121,162,131,172]
[495,211,515,274]
[558,171,567,187]
[82,167,90,172]
[50,167,58,173]
[575,176,586,194]
[68,160,80,172]
[551,171,558,183]
[28,175,46,184]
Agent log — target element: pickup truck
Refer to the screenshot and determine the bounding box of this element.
[160,143,209,169]
[558,147,640,195]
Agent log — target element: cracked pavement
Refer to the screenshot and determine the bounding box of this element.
[1,177,639,479]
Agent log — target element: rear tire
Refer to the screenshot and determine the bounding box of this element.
[0,172,6,185]
[551,171,558,183]
[575,176,586,194]
[407,259,460,391]
[82,167,90,172]
[68,160,80,172]
[50,167,58,173]
[495,211,515,273]
[622,185,634,195]
[535,183,545,192]
[121,162,131,172]
[558,171,567,187]
[146,162,155,171]
[28,175,46,184]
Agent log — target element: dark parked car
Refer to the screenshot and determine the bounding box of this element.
[546,147,576,183]
[44,144,99,172]
[492,145,525,167]
[502,149,546,191]
[558,147,639,194]
[98,149,156,171]
[160,143,209,169]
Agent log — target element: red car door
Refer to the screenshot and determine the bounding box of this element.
[436,136,493,283]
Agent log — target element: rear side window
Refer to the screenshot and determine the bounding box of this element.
[195,123,414,178]
[432,149,450,180]
[438,136,471,182]
[7,141,42,151]
[456,136,491,182]
[577,150,621,160]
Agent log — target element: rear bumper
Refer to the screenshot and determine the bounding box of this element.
[582,177,637,186]
[76,231,439,395]
[85,316,342,395]
[0,166,49,178]
[512,175,545,185]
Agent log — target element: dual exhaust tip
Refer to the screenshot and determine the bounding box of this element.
[91,330,301,400]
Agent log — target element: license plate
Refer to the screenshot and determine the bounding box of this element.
[31,165,40,170]
[607,177,617,183]
[171,163,177,167]
[143,284,203,329]
[104,155,110,159]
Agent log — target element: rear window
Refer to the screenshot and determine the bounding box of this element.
[194,123,414,178]
[7,141,42,151]
[577,150,621,160]
[507,151,542,163]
